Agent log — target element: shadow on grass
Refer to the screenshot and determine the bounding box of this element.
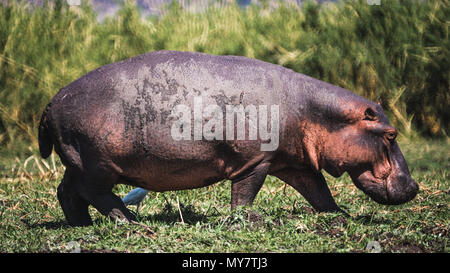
[22,210,391,231]
[140,205,214,225]
[354,214,392,225]
[22,219,70,229]
[22,204,218,230]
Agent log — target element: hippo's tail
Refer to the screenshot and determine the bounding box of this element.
[38,103,54,159]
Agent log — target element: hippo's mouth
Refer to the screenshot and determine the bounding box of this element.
[349,167,418,205]
[348,168,391,204]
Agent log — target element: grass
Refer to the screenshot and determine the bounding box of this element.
[0,0,448,253]
[0,138,448,253]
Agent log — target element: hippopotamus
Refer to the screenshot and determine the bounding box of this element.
[38,50,418,226]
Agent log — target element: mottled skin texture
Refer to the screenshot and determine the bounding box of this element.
[39,50,418,226]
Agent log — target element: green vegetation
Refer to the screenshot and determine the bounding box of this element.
[0,138,448,252]
[0,0,448,156]
[0,0,448,253]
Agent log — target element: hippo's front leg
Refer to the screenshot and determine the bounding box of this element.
[274,168,345,214]
[230,161,271,210]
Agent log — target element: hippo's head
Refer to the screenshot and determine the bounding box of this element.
[305,97,418,205]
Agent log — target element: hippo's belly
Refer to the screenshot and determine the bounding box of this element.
[115,150,228,192]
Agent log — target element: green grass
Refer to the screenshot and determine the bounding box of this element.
[0,0,448,253]
[0,138,448,253]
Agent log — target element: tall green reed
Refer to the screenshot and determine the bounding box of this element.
[0,0,448,156]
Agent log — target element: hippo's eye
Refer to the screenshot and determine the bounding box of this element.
[364,107,377,121]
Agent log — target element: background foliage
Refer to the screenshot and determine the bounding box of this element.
[0,0,448,155]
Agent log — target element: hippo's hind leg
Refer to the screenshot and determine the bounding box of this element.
[273,168,345,214]
[230,161,271,210]
[57,170,93,226]
[78,171,136,223]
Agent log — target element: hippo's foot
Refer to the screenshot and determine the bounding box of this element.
[73,184,136,224]
[87,192,137,223]
[273,168,344,214]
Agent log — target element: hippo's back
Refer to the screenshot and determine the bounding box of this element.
[51,50,293,117]
[45,51,296,167]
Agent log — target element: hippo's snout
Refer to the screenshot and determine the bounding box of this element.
[386,173,419,205]
[382,141,419,205]
[350,170,419,206]
[348,139,419,206]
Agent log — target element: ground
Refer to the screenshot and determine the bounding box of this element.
[0,138,448,253]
